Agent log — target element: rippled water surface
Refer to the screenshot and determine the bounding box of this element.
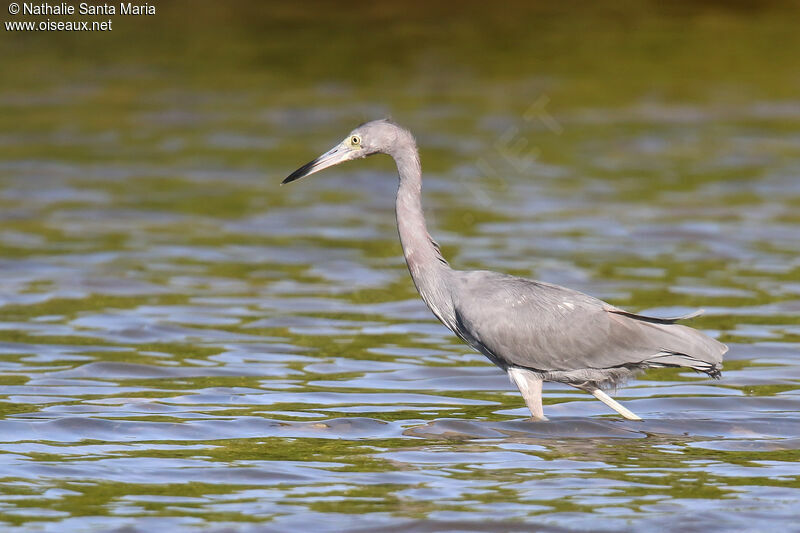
[1,2,800,531]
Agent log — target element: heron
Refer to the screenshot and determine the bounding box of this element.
[282,119,727,421]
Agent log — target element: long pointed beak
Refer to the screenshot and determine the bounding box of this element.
[282,144,351,185]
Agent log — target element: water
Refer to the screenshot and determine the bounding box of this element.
[1,1,799,531]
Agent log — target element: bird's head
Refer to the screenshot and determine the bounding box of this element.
[282,119,409,184]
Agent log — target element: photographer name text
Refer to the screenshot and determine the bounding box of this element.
[21,2,155,15]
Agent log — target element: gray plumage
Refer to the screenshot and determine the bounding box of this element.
[283,119,727,421]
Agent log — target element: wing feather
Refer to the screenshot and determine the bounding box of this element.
[451,271,725,374]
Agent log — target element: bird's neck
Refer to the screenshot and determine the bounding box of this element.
[392,140,454,325]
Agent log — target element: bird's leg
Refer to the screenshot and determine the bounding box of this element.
[589,388,642,421]
[507,367,548,421]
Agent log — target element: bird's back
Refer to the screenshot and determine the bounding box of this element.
[448,270,726,387]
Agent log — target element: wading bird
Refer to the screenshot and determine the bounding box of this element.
[282,120,727,420]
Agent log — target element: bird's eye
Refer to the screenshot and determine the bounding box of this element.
[350,135,361,146]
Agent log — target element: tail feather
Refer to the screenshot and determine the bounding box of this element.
[646,351,723,378]
[616,310,728,379]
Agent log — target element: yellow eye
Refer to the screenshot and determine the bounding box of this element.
[350,135,361,146]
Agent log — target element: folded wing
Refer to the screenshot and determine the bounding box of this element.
[451,271,726,376]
